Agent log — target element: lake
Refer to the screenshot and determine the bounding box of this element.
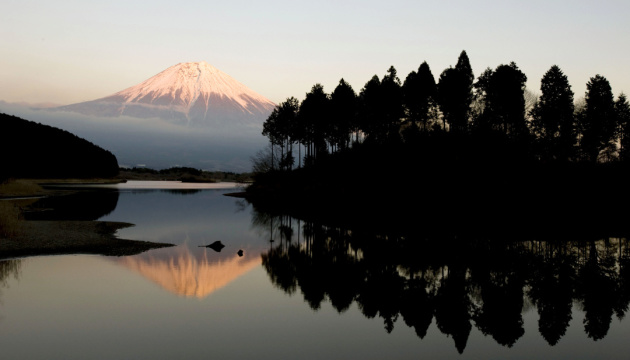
[1,181,629,359]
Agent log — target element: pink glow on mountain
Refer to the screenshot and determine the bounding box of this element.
[112,61,274,112]
[57,62,276,129]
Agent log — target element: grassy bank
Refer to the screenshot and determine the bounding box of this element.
[0,179,45,198]
[0,178,125,199]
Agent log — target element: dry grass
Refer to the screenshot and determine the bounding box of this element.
[0,179,44,198]
[34,178,123,185]
[0,178,123,199]
[0,201,22,238]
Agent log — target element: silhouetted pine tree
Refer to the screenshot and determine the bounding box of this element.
[263,98,300,170]
[278,97,300,170]
[262,107,282,170]
[330,79,358,151]
[380,66,405,143]
[437,51,474,133]
[580,75,616,162]
[530,65,575,161]
[298,84,330,164]
[403,61,438,132]
[471,67,494,132]
[359,75,384,142]
[486,62,528,139]
[456,51,475,88]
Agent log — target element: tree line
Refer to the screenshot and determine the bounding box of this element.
[262,51,630,171]
[118,166,249,183]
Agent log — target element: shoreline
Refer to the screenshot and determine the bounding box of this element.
[0,220,173,260]
[0,178,173,260]
[0,178,124,200]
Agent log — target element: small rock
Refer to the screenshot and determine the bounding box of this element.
[199,240,225,252]
[237,249,244,257]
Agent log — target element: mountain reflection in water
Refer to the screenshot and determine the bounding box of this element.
[255,213,630,354]
[116,245,261,298]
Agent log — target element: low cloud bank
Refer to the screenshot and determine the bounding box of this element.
[0,102,267,172]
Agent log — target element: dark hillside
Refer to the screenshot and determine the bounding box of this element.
[0,113,119,179]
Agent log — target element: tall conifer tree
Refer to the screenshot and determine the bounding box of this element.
[330,79,358,150]
[381,66,404,142]
[530,65,575,161]
[455,50,475,104]
[359,75,382,142]
[486,62,528,138]
[299,84,330,163]
[403,61,437,132]
[580,75,615,162]
[438,51,474,132]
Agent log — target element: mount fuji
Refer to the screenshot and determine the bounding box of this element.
[1,62,277,171]
[56,61,276,129]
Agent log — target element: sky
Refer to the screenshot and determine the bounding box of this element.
[2,0,629,106]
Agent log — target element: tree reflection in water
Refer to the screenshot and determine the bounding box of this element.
[257,212,630,353]
[0,259,22,319]
[0,259,21,288]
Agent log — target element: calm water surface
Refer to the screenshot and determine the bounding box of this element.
[1,181,629,359]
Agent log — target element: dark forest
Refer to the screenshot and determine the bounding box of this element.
[248,51,630,221]
[260,51,629,169]
[0,113,119,180]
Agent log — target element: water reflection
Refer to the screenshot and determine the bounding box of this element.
[160,189,202,195]
[10,184,630,354]
[0,259,22,321]
[15,185,266,299]
[255,212,630,353]
[24,190,119,221]
[115,246,261,298]
[0,259,21,289]
[90,185,268,299]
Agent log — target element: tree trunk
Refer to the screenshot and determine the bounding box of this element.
[270,143,274,170]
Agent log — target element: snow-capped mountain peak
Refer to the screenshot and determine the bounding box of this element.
[57,62,276,129]
[114,61,272,111]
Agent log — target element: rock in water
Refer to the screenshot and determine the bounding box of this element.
[237,249,243,257]
[199,240,225,252]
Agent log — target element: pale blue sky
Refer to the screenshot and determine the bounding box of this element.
[1,0,629,105]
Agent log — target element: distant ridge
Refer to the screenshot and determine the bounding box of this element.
[56,62,276,129]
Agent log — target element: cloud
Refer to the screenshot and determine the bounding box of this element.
[0,102,268,172]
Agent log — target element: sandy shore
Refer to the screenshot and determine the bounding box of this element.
[0,179,173,260]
